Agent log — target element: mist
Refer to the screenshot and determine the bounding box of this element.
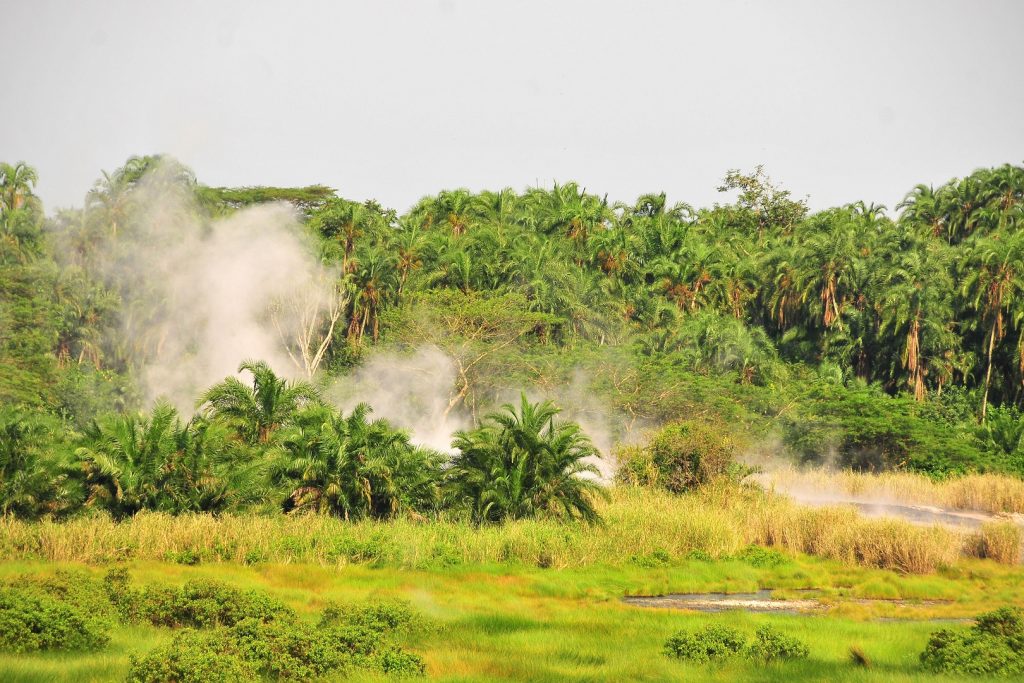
[330,345,643,478]
[69,161,337,411]
[328,346,471,453]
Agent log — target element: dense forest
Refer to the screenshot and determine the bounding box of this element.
[2,156,1024,522]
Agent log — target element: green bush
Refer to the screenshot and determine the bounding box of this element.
[377,646,427,676]
[736,545,787,568]
[664,624,809,665]
[319,598,422,635]
[616,420,739,492]
[663,625,746,663]
[745,625,810,662]
[6,569,119,627]
[126,594,428,681]
[230,618,349,680]
[127,579,294,628]
[0,587,110,653]
[921,607,1024,676]
[126,630,254,683]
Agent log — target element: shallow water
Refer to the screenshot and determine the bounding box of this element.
[622,590,960,618]
[622,590,817,614]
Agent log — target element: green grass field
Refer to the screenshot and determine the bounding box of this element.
[2,552,1021,682]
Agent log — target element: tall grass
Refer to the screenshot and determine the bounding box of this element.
[754,467,1024,514]
[1,487,1018,573]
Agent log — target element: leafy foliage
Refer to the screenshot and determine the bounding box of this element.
[616,420,743,492]
[663,625,747,663]
[272,403,442,519]
[0,587,109,653]
[447,395,606,523]
[663,624,809,665]
[920,607,1024,676]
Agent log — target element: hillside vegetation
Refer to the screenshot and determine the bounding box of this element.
[3,157,1024,523]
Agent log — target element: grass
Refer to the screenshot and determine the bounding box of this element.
[2,486,1020,573]
[2,485,1021,680]
[0,556,1022,682]
[755,467,1024,514]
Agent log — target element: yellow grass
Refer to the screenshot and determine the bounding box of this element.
[754,466,1024,514]
[1,486,1019,574]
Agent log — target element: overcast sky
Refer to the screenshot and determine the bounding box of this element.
[4,0,1023,214]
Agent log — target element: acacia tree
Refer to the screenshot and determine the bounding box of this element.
[447,395,606,524]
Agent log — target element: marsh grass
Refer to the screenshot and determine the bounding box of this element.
[1,486,1019,573]
[757,467,1024,514]
[2,559,1021,683]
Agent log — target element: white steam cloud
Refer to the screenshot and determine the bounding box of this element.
[329,346,470,452]
[85,162,337,411]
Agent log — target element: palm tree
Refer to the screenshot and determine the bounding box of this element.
[199,360,320,444]
[0,162,39,214]
[0,409,77,518]
[311,199,389,274]
[471,187,520,232]
[77,403,178,518]
[272,403,442,519]
[346,244,399,343]
[877,245,958,400]
[77,404,257,517]
[447,395,606,524]
[961,232,1024,419]
[394,218,430,297]
[897,184,946,238]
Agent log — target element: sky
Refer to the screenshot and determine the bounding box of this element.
[3,0,1023,215]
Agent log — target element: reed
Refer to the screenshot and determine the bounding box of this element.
[1,486,1017,573]
[754,467,1024,514]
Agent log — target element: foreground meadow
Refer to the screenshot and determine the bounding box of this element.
[2,485,1023,681]
[1,554,1022,682]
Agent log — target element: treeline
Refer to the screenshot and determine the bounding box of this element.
[3,156,1024,490]
[1,360,602,522]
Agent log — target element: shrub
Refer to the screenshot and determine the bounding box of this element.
[319,598,421,635]
[664,625,746,663]
[616,420,738,492]
[6,569,118,627]
[377,646,427,676]
[126,630,254,683]
[745,625,809,662]
[127,595,428,681]
[630,548,673,567]
[0,587,109,653]
[664,624,809,666]
[230,618,349,680]
[128,579,294,628]
[920,607,1024,676]
[736,545,787,568]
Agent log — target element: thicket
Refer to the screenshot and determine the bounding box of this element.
[0,567,426,681]
[615,419,746,491]
[920,607,1024,676]
[663,624,809,664]
[0,569,117,653]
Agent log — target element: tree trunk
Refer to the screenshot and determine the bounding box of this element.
[982,323,997,421]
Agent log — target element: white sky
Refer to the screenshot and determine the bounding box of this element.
[3,0,1023,214]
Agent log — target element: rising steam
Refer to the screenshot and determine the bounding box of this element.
[76,161,337,411]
